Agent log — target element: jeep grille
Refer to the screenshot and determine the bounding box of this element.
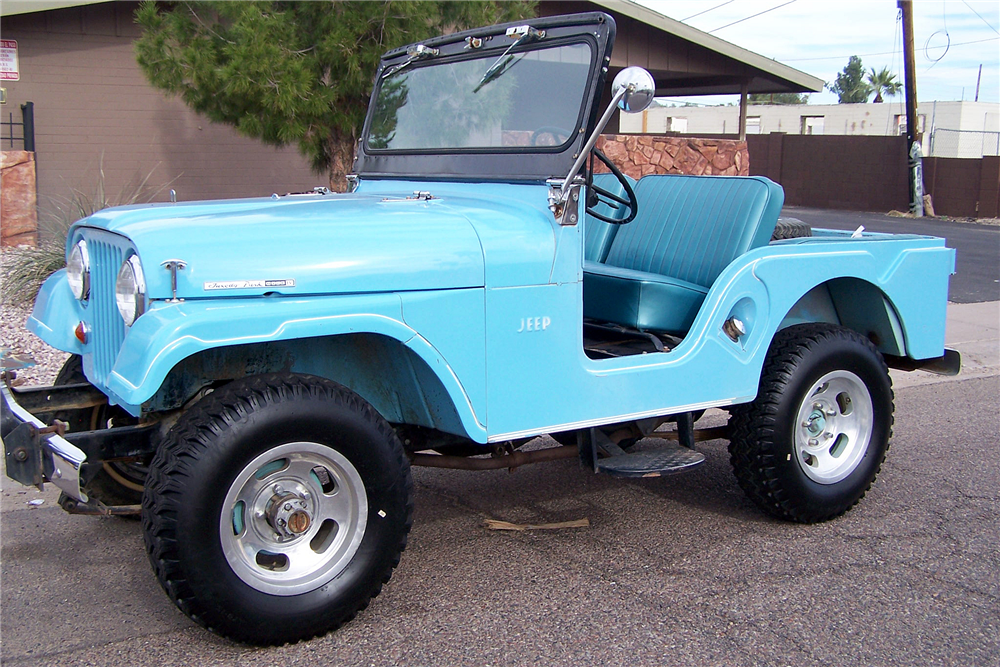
[83,231,129,388]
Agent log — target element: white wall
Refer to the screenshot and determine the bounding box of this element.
[621,101,1000,158]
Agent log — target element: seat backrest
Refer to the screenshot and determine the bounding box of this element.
[603,174,784,288]
[583,173,638,263]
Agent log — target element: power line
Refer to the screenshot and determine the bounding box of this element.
[681,0,737,23]
[961,0,999,35]
[708,0,797,34]
[781,36,998,62]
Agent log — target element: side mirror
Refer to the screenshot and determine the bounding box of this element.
[552,67,656,218]
[612,67,655,113]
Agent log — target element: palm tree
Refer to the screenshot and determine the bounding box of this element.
[867,67,903,103]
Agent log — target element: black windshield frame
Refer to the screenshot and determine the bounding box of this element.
[355,12,616,183]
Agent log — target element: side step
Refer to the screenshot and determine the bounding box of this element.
[596,445,705,478]
[579,426,706,478]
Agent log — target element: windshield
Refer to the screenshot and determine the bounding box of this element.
[367,41,594,152]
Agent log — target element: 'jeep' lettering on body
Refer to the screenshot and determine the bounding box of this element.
[517,316,551,333]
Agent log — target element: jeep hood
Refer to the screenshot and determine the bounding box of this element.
[72,191,490,299]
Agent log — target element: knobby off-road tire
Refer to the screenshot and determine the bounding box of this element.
[142,373,413,645]
[54,355,144,507]
[728,324,893,523]
[771,218,812,241]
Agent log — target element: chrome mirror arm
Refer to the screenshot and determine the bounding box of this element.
[557,67,655,203]
[559,85,629,200]
[549,67,654,223]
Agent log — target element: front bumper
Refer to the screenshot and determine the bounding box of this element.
[2,381,88,502]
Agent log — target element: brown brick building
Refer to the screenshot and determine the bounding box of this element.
[1,0,318,221]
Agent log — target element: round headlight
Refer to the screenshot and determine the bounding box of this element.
[115,255,146,326]
[66,240,90,301]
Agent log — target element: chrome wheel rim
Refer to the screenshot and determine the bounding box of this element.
[219,442,368,596]
[793,370,873,484]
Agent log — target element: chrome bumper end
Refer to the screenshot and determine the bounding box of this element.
[2,381,89,503]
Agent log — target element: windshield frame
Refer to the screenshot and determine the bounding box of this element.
[355,12,616,182]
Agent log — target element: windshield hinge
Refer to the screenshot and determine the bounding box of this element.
[547,178,583,226]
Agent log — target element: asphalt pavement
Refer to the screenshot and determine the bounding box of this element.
[2,299,998,667]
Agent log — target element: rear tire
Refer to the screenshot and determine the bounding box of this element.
[728,324,893,523]
[142,373,412,645]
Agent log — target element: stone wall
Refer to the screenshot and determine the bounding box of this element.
[596,135,749,179]
[1,151,38,247]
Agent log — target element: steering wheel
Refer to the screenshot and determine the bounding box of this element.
[586,148,638,224]
[531,126,571,146]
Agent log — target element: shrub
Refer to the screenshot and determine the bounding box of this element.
[2,159,171,305]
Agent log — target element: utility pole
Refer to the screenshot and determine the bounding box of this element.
[975,64,982,102]
[899,0,923,215]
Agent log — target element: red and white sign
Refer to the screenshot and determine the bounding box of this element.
[1,40,19,81]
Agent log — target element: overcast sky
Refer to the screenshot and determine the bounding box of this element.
[634,0,999,106]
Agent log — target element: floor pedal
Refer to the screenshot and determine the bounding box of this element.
[596,443,705,478]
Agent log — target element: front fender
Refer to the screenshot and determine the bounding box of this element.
[104,294,486,441]
[27,270,86,356]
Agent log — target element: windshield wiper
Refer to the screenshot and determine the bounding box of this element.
[473,25,545,93]
[381,44,440,80]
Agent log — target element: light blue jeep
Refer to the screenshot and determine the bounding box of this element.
[1,12,958,645]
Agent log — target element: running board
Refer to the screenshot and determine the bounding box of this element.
[578,426,706,478]
[596,445,705,478]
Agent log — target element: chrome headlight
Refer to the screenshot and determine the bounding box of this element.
[115,255,146,326]
[66,240,90,301]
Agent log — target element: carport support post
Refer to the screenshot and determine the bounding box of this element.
[738,81,748,141]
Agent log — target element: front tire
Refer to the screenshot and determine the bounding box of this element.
[728,324,893,523]
[142,373,413,645]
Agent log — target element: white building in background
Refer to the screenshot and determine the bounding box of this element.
[620,100,1000,158]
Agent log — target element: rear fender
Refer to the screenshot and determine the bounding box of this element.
[779,279,906,357]
[693,238,954,369]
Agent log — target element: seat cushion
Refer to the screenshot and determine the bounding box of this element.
[583,261,708,335]
[583,173,638,263]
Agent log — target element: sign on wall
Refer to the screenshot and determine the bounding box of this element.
[1,40,19,81]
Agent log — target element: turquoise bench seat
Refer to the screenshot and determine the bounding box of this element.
[584,174,784,335]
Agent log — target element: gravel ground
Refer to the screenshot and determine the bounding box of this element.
[1,302,68,386]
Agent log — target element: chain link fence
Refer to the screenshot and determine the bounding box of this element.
[928,128,1000,158]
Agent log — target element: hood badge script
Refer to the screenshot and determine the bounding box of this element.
[204,279,296,291]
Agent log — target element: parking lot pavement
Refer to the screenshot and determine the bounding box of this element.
[2,303,997,667]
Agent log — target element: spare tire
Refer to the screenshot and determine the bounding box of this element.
[772,218,812,241]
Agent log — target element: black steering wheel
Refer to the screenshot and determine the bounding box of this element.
[530,126,571,146]
[586,148,638,224]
